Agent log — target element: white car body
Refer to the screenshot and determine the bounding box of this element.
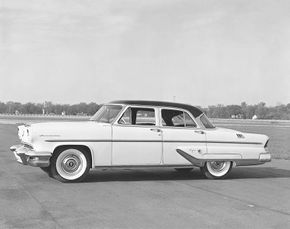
[11,100,271,181]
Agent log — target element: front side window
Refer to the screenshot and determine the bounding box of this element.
[161,109,197,128]
[90,105,122,123]
[118,107,156,126]
[118,107,131,125]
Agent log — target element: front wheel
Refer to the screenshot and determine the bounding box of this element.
[200,161,232,179]
[50,147,91,182]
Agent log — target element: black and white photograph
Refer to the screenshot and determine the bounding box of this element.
[0,0,290,228]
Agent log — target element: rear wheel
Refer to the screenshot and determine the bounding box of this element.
[50,147,91,182]
[200,161,232,179]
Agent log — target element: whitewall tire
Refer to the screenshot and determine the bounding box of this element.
[51,147,91,182]
[201,161,232,179]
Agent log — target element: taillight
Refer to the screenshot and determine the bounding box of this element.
[264,139,269,148]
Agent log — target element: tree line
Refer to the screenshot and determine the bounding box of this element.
[0,101,100,116]
[203,102,290,120]
[0,101,290,119]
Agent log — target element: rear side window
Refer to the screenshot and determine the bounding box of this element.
[184,112,196,127]
[118,107,156,126]
[161,109,197,128]
[200,114,215,128]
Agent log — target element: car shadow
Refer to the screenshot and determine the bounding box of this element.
[83,169,204,183]
[228,166,290,179]
[82,166,290,183]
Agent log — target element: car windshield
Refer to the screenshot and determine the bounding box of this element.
[90,105,123,123]
[199,113,215,129]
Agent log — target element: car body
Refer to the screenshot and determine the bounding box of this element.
[10,100,271,182]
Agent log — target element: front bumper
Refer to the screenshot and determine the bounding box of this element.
[10,144,51,167]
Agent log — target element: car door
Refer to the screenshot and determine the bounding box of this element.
[112,106,162,165]
[160,108,207,165]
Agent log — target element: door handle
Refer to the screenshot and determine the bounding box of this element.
[194,130,205,134]
[150,128,162,133]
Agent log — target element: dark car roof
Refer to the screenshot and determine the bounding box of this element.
[109,100,203,118]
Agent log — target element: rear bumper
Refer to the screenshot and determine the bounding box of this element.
[259,153,271,162]
[10,144,51,167]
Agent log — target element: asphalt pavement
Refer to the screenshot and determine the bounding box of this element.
[0,124,290,229]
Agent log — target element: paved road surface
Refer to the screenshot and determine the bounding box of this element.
[0,124,290,228]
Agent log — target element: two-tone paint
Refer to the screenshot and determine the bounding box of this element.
[11,101,271,170]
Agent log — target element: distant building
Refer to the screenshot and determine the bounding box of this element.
[231,114,243,119]
[252,115,258,120]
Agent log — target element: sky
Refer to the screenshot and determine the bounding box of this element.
[0,0,290,106]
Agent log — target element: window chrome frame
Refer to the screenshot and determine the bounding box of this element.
[159,106,200,129]
[109,103,203,129]
[113,104,159,128]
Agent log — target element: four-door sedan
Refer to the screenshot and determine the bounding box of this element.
[10,100,271,182]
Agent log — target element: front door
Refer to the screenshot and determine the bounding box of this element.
[112,106,162,165]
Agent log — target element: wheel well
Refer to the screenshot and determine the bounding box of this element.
[53,145,93,168]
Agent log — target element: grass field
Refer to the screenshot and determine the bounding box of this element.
[0,115,289,159]
[215,123,290,160]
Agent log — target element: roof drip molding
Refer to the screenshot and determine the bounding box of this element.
[110,100,203,118]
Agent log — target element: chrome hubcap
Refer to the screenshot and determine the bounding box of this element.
[209,161,226,172]
[61,155,81,173]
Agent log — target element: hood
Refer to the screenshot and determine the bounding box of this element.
[30,121,100,133]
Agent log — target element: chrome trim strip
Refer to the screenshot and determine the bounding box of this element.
[114,105,158,126]
[176,149,270,167]
[94,164,194,169]
[45,139,263,145]
[176,149,204,167]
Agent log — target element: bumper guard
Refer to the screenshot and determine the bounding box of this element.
[10,144,51,167]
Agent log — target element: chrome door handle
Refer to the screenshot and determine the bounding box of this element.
[150,128,162,133]
[194,130,205,134]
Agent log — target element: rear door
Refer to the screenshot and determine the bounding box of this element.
[160,108,207,165]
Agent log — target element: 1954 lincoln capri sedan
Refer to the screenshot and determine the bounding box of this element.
[10,100,271,182]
